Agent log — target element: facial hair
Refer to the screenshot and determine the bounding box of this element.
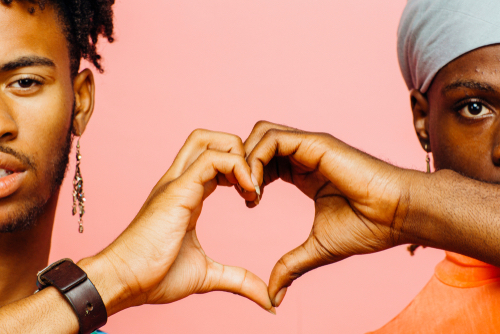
[0,115,74,233]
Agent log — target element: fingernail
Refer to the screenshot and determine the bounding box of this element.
[254,196,260,206]
[275,287,287,307]
[251,173,261,196]
[267,307,277,315]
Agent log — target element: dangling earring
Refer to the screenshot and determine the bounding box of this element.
[408,144,430,256]
[425,144,431,173]
[72,137,86,233]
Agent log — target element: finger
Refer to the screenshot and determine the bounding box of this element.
[227,121,291,205]
[243,185,264,208]
[175,150,259,205]
[268,235,344,307]
[213,173,252,189]
[148,151,258,218]
[212,174,257,200]
[243,121,297,156]
[235,183,259,202]
[165,129,246,181]
[247,129,330,187]
[200,174,235,203]
[224,172,238,185]
[243,156,294,208]
[203,259,276,314]
[243,123,326,206]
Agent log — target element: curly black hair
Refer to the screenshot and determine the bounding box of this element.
[0,0,115,77]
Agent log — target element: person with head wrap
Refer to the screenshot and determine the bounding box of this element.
[367,0,500,331]
[4,0,500,332]
[241,0,500,332]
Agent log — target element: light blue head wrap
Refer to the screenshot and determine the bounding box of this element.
[397,0,500,93]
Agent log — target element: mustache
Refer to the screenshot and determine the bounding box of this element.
[0,146,36,172]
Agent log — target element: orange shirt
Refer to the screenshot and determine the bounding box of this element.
[368,252,500,333]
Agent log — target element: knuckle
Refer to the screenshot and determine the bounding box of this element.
[230,135,244,148]
[252,120,275,135]
[199,149,215,162]
[315,131,333,141]
[234,154,246,164]
[235,135,244,146]
[253,120,271,130]
[264,128,281,139]
[277,257,301,280]
[226,154,244,169]
[277,257,290,271]
[189,128,208,141]
[314,131,334,144]
[235,156,248,167]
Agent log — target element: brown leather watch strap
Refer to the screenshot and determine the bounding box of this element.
[36,259,107,334]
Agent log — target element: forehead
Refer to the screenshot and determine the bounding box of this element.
[0,3,69,72]
[431,44,500,94]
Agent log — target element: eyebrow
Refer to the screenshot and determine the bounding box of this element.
[0,56,55,73]
[442,80,497,95]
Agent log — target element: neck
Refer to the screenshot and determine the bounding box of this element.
[0,191,59,307]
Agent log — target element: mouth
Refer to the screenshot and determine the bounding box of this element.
[0,153,29,199]
[0,169,26,199]
[0,169,14,178]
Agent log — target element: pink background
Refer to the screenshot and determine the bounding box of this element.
[49,1,446,333]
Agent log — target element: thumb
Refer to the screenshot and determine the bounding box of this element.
[202,258,276,315]
[268,235,344,307]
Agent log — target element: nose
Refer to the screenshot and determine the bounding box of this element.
[0,97,18,142]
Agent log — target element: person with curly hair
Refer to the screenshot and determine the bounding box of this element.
[3,0,500,333]
[0,1,272,333]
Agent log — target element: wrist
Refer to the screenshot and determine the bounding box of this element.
[77,254,135,316]
[390,168,421,246]
[394,168,439,247]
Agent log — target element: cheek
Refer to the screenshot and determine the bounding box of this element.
[15,87,73,172]
[429,111,494,177]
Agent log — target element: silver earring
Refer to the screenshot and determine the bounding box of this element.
[72,138,86,233]
[425,144,431,173]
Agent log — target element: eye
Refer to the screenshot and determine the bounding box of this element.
[10,78,42,89]
[458,101,494,119]
[6,76,45,95]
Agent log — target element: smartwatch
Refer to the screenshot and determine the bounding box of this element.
[36,258,108,334]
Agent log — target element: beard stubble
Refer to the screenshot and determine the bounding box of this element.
[0,115,74,233]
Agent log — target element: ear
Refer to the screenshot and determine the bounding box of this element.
[72,69,95,136]
[410,89,431,152]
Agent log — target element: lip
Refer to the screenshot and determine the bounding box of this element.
[0,152,29,199]
[0,171,27,198]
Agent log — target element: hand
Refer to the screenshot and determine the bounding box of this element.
[80,129,275,315]
[243,121,412,307]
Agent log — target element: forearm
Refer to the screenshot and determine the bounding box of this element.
[0,287,79,334]
[0,255,128,334]
[401,169,500,266]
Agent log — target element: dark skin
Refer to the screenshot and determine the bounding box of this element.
[2,2,500,332]
[0,3,273,333]
[242,44,500,307]
[0,1,94,308]
[412,44,500,182]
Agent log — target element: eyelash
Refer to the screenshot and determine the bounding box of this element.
[9,75,45,90]
[454,98,495,118]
